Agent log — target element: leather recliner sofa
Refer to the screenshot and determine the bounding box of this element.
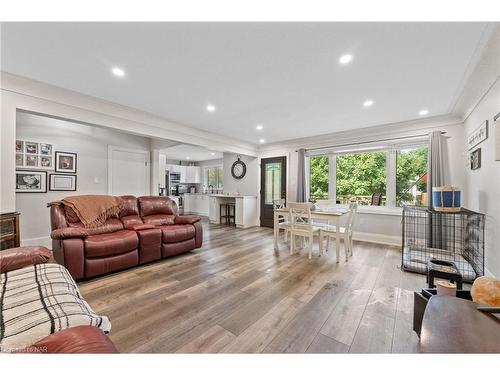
[48,195,202,280]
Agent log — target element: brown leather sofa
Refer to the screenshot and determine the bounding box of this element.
[0,246,118,354]
[49,195,203,280]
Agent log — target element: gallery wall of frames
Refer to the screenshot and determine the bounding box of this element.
[15,139,77,193]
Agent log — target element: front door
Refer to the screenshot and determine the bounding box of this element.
[260,156,286,227]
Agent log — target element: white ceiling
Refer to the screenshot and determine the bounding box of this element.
[160,144,223,162]
[1,22,492,145]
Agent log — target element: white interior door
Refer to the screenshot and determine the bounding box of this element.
[108,146,150,196]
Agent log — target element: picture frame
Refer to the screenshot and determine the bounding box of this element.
[25,141,39,154]
[16,153,24,167]
[55,151,77,173]
[16,140,24,153]
[470,148,481,170]
[16,170,47,193]
[25,155,38,167]
[467,120,488,150]
[15,139,54,170]
[49,173,77,191]
[40,143,53,155]
[495,112,500,162]
[40,155,53,168]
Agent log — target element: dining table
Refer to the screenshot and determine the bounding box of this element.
[273,206,350,256]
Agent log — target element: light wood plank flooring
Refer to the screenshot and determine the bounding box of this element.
[78,221,426,353]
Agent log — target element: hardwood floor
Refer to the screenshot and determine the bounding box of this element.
[78,221,426,353]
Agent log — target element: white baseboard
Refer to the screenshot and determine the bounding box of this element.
[353,231,401,247]
[21,236,52,249]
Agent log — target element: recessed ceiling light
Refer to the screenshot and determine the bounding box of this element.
[111,67,125,77]
[210,152,216,156]
[363,99,374,107]
[339,54,353,65]
[419,109,429,116]
[259,139,265,144]
[256,124,264,131]
[186,156,191,160]
[206,104,216,113]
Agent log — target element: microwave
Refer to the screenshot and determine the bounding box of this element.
[170,172,181,182]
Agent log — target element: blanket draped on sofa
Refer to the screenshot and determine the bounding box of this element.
[0,263,111,352]
[62,195,122,228]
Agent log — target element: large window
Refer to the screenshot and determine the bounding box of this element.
[309,155,329,201]
[206,166,223,188]
[336,151,386,205]
[307,143,428,208]
[396,146,428,206]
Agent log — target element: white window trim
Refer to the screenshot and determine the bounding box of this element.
[308,139,428,211]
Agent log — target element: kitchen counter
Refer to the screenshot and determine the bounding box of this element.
[209,194,256,198]
[208,195,258,228]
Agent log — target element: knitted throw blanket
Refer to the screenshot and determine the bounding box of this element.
[62,195,122,228]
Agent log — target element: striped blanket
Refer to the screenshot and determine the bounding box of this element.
[0,263,111,353]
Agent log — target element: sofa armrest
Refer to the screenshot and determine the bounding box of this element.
[174,215,201,225]
[0,246,53,273]
[124,223,156,231]
[50,227,88,240]
[19,326,119,354]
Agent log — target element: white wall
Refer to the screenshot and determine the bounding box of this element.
[223,153,259,196]
[463,79,500,277]
[16,113,152,247]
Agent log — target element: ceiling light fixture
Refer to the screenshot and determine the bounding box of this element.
[111,67,125,77]
[256,124,264,131]
[186,156,191,160]
[210,152,216,156]
[259,139,265,144]
[363,99,374,107]
[339,54,353,65]
[206,104,216,113]
[419,109,429,116]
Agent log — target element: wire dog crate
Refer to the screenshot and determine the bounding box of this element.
[402,206,485,282]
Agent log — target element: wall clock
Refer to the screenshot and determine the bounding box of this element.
[231,156,247,179]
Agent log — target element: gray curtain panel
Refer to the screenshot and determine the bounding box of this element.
[427,131,447,250]
[427,130,444,209]
[296,148,306,202]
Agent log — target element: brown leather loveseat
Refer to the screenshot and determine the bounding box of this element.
[48,196,202,280]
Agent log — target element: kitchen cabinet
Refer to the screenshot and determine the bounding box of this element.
[185,166,201,183]
[166,165,201,183]
[184,194,209,216]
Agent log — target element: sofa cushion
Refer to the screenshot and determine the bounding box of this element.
[119,195,139,217]
[0,246,53,274]
[0,263,111,352]
[85,250,138,279]
[138,196,176,216]
[21,326,119,354]
[69,218,124,235]
[160,224,196,243]
[143,214,175,226]
[84,230,138,258]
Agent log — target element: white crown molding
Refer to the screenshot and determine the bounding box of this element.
[1,72,258,157]
[452,24,500,121]
[258,113,464,152]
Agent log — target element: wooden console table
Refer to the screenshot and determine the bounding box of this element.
[0,212,20,250]
[420,295,500,353]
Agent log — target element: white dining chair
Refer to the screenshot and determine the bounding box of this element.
[273,199,290,244]
[318,203,358,262]
[288,202,322,259]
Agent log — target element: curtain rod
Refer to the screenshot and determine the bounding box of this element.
[295,131,446,152]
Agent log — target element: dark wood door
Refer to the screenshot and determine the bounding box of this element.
[260,156,286,227]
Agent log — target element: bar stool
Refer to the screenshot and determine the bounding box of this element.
[220,203,229,224]
[226,202,236,226]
